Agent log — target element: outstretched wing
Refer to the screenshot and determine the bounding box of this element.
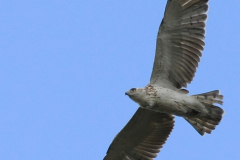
[103,108,174,160]
[150,0,208,88]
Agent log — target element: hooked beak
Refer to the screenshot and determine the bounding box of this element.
[125,92,128,95]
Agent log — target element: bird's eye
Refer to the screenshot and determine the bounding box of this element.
[130,88,136,92]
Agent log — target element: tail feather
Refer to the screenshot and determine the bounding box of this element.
[185,90,224,135]
[185,117,214,135]
[193,90,223,105]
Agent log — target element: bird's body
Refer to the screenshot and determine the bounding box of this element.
[126,85,205,117]
[104,0,224,159]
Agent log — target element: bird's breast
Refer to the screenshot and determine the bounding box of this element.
[142,86,194,116]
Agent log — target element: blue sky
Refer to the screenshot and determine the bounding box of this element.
[0,0,239,159]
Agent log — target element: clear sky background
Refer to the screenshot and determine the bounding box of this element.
[0,0,239,160]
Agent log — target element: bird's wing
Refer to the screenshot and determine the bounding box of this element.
[150,0,208,88]
[103,108,174,160]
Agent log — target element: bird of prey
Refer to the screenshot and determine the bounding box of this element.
[103,0,224,159]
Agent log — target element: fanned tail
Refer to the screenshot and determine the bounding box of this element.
[185,90,224,135]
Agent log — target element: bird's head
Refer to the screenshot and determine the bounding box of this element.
[125,88,146,104]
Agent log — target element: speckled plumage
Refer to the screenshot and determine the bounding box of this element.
[126,85,207,117]
[104,0,224,160]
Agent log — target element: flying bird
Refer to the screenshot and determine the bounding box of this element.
[103,0,224,159]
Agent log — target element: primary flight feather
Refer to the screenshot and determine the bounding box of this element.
[104,0,224,159]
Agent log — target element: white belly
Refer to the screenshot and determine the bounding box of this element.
[142,86,204,117]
